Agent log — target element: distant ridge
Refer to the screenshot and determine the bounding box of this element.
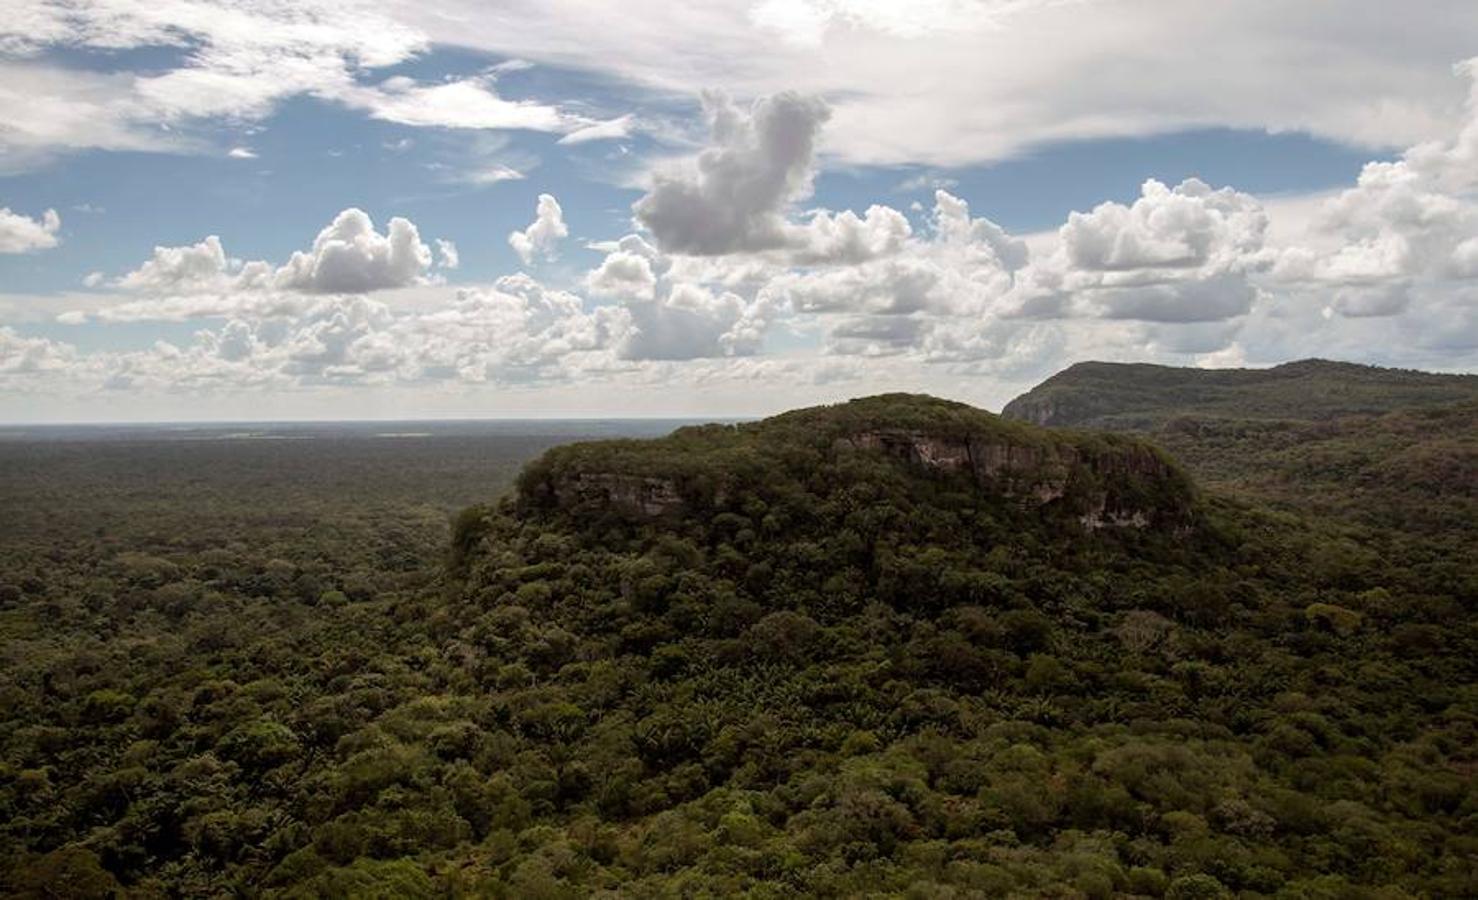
[1001,358,1477,429]
[1002,358,1477,535]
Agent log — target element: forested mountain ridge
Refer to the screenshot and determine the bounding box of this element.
[1003,360,1478,537]
[1000,359,1477,429]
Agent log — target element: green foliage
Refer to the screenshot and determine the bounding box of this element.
[0,390,1473,895]
[8,847,121,899]
[289,857,437,899]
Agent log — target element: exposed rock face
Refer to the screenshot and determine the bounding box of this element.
[842,430,974,471]
[1079,507,1151,530]
[967,440,1077,503]
[552,473,684,518]
[839,429,1181,529]
[998,398,1061,427]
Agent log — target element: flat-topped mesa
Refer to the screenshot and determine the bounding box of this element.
[516,394,1195,532]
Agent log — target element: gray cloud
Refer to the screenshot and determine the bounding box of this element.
[634,91,831,255]
[1081,274,1259,323]
[615,283,765,360]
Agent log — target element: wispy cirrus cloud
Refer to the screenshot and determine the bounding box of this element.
[0,0,616,170]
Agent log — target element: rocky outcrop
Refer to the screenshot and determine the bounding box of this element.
[998,398,1061,427]
[839,428,1182,529]
[841,430,974,471]
[1079,507,1151,530]
[551,472,684,518]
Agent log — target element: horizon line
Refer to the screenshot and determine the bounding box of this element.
[0,413,763,429]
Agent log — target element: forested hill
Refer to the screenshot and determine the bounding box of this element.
[1002,360,1478,536]
[1000,358,1477,429]
[510,394,1195,536]
[436,393,1476,896]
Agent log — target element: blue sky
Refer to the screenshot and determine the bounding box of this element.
[1,1,1475,421]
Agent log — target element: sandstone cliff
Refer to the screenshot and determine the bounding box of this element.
[835,427,1183,529]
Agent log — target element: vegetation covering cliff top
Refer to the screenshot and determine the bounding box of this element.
[515,393,1191,528]
[1002,357,1478,428]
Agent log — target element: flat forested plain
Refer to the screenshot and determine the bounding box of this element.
[1,365,1475,898]
[0,421,677,896]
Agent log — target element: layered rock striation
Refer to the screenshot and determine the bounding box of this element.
[836,427,1183,528]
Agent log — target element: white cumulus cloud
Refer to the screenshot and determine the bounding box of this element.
[273,208,435,293]
[508,193,569,265]
[0,206,60,253]
[95,208,442,320]
[1009,178,1270,323]
[614,282,767,360]
[586,236,660,300]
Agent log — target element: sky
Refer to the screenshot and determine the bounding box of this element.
[1,1,1477,422]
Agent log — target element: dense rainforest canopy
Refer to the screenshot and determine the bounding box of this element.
[1,363,1474,897]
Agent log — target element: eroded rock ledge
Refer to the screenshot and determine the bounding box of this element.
[551,472,685,518]
[837,429,1181,529]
